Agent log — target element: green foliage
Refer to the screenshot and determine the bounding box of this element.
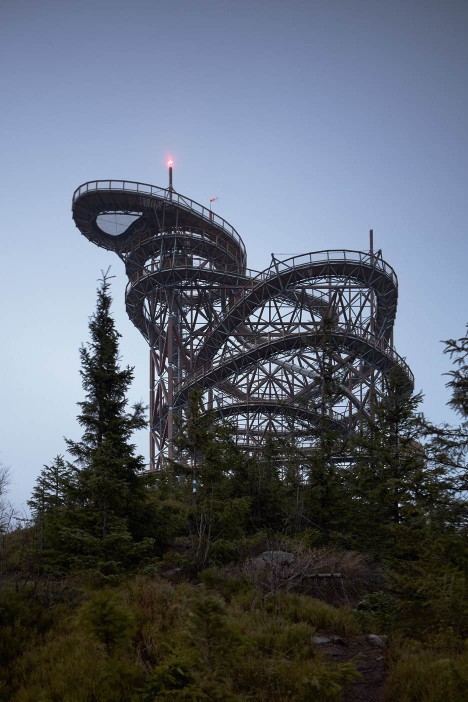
[355,591,401,634]
[28,274,161,575]
[256,591,360,637]
[444,325,468,421]
[1,575,361,701]
[389,530,468,640]
[385,642,468,702]
[10,293,468,698]
[171,391,253,569]
[200,566,255,602]
[13,630,143,702]
[65,274,148,540]
[344,367,427,550]
[424,326,468,502]
[0,587,55,671]
[28,456,73,518]
[80,591,135,656]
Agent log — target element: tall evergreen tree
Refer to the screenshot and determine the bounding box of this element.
[342,367,430,553]
[422,325,468,526]
[437,325,468,491]
[65,272,148,541]
[444,325,468,422]
[298,319,353,540]
[30,273,157,573]
[173,391,251,568]
[28,455,74,551]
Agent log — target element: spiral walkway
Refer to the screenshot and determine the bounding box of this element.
[72,179,413,467]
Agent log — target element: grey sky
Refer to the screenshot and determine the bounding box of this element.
[1,0,466,507]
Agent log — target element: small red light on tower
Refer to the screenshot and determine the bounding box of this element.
[167,158,174,191]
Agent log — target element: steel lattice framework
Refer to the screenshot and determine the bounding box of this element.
[72,178,413,468]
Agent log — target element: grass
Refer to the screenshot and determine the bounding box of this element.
[3,573,361,701]
[384,642,468,702]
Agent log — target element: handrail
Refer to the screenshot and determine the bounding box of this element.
[126,256,266,287]
[177,323,414,392]
[191,250,398,341]
[271,250,397,286]
[123,226,245,264]
[212,396,348,426]
[73,179,246,261]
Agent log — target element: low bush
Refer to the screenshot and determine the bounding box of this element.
[240,545,377,605]
[384,642,468,701]
[252,591,361,637]
[5,575,361,701]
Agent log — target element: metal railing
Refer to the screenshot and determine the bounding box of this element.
[202,250,397,329]
[178,323,414,392]
[126,255,266,287]
[271,250,398,286]
[73,180,247,261]
[211,395,348,426]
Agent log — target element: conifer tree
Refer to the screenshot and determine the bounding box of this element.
[28,456,74,550]
[444,325,468,422]
[31,272,156,572]
[28,456,72,517]
[421,326,468,526]
[343,367,430,553]
[435,326,468,491]
[173,391,250,568]
[64,272,153,559]
[299,318,352,540]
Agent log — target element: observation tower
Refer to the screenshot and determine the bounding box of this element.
[72,166,413,468]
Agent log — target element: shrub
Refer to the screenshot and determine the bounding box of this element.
[256,591,361,636]
[200,566,255,602]
[79,591,135,656]
[240,545,377,605]
[385,643,468,701]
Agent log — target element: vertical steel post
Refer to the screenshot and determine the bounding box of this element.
[150,348,155,469]
[369,229,376,423]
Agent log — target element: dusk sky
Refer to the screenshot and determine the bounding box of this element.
[1,0,466,508]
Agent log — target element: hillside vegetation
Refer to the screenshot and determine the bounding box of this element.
[1,278,466,701]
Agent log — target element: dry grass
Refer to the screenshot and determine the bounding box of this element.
[384,642,468,702]
[7,575,361,701]
[240,544,379,605]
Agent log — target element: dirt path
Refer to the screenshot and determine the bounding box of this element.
[315,635,387,701]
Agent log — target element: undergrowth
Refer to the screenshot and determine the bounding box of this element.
[384,640,468,702]
[2,573,361,701]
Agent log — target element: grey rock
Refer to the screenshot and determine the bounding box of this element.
[312,636,334,645]
[330,636,347,646]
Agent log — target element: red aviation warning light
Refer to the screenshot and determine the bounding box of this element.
[167,158,174,190]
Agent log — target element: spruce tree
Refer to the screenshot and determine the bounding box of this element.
[435,325,468,492]
[35,273,156,573]
[343,367,430,554]
[444,325,468,422]
[420,325,468,524]
[299,319,352,541]
[28,456,74,551]
[172,391,251,568]
[28,456,72,517]
[68,273,153,558]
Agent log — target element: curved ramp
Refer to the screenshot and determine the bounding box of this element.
[72,179,413,466]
